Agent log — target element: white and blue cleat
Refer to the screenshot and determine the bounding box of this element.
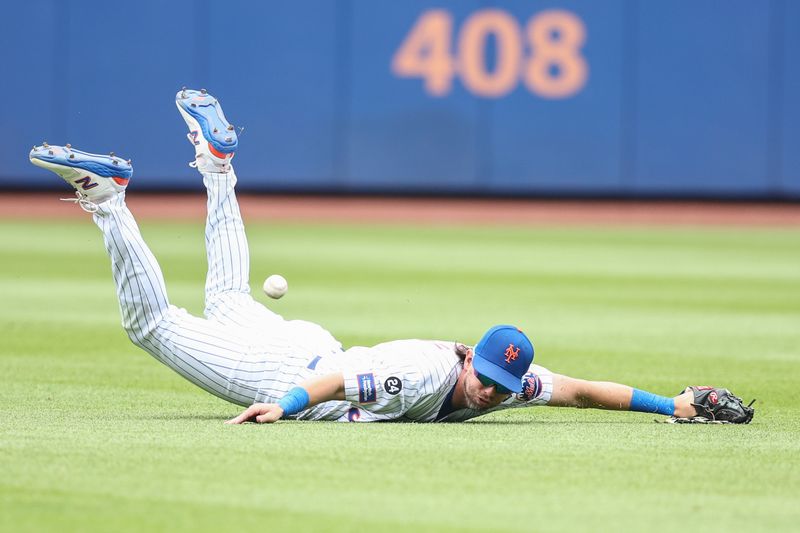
[175,87,237,172]
[29,143,132,212]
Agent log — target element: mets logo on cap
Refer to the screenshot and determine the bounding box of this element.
[473,325,535,394]
[504,344,520,363]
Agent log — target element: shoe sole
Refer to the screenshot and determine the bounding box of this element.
[175,89,238,156]
[30,145,132,187]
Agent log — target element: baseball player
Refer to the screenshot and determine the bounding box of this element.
[28,89,755,426]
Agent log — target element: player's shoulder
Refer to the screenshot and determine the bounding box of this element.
[371,339,461,379]
[372,339,459,357]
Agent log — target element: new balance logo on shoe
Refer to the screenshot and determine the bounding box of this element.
[74,176,99,190]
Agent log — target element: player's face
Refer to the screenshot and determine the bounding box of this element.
[463,355,511,410]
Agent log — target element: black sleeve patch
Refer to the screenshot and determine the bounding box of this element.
[384,376,403,395]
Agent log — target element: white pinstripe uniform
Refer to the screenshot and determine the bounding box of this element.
[96,168,554,422]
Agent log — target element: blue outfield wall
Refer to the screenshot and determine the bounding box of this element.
[1,0,797,198]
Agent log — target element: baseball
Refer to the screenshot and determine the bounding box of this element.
[263,274,288,299]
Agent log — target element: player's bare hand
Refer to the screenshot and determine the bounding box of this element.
[225,403,284,424]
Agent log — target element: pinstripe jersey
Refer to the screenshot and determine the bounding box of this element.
[92,167,552,423]
[298,340,554,422]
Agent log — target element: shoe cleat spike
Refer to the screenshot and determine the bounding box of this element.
[43,141,49,148]
[109,151,115,157]
[225,137,232,142]
[213,127,218,133]
[65,143,72,149]
[181,86,187,98]
[69,154,75,159]
[227,125,234,131]
[127,159,132,164]
[112,160,119,165]
[48,150,54,155]
[200,88,207,94]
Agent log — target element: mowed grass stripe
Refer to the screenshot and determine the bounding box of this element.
[1,220,798,532]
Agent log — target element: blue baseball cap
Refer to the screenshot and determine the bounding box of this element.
[472,325,534,393]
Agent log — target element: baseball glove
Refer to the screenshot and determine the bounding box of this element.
[664,386,755,424]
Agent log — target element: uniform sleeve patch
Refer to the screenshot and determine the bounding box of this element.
[384,376,403,395]
[357,373,377,404]
[517,372,543,402]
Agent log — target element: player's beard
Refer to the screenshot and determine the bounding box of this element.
[463,378,487,410]
[463,374,509,410]
[465,396,484,410]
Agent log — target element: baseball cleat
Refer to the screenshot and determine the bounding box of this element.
[29,143,132,212]
[175,87,237,171]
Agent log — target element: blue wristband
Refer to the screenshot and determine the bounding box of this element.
[630,389,675,416]
[278,387,310,417]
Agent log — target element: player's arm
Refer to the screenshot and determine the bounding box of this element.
[548,374,697,417]
[225,373,345,424]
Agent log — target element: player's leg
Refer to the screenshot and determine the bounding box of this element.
[175,88,283,328]
[94,194,272,406]
[29,145,271,406]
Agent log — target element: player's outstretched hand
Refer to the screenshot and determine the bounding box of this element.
[225,403,284,424]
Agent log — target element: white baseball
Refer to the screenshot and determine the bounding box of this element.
[263,274,288,299]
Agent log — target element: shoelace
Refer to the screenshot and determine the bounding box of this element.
[60,191,99,213]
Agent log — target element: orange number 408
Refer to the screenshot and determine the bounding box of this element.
[391,8,588,99]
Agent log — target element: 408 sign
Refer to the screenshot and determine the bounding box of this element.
[391,8,588,99]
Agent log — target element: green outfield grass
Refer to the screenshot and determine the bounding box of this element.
[1,218,799,532]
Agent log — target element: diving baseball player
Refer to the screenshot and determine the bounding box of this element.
[28,89,755,425]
